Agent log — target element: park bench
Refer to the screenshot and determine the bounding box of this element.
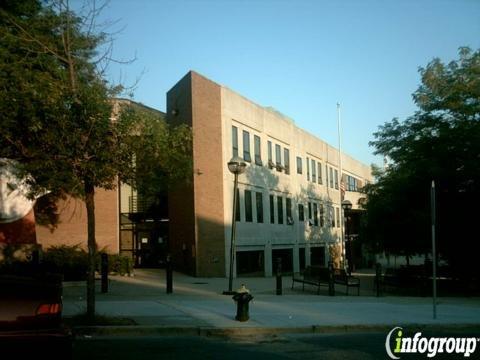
[291,266,331,294]
[333,268,360,296]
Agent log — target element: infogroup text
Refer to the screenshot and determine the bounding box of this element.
[385,327,479,358]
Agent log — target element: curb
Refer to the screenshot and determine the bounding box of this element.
[72,323,480,337]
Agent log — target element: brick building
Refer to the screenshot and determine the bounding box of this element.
[167,71,372,277]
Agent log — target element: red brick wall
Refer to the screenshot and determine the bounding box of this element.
[167,71,226,277]
[36,189,119,253]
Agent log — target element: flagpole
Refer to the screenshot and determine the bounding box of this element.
[431,180,437,319]
[337,102,346,270]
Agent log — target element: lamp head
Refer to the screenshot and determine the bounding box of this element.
[227,156,247,175]
[341,200,352,211]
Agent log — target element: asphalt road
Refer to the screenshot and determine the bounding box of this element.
[72,330,480,360]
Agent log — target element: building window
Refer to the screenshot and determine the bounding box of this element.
[317,162,322,184]
[308,202,312,220]
[277,196,284,224]
[232,126,238,157]
[336,207,340,228]
[267,141,273,166]
[284,148,290,174]
[313,203,318,226]
[347,175,358,192]
[286,198,292,224]
[275,144,282,168]
[243,130,251,162]
[296,157,302,174]
[330,206,335,227]
[307,157,310,181]
[254,135,262,166]
[235,188,241,222]
[335,169,339,190]
[298,204,304,221]
[329,167,334,188]
[319,204,324,227]
[245,190,252,222]
[256,192,263,223]
[311,159,316,183]
[269,194,275,224]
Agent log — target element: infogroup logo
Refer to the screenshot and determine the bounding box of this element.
[385,327,479,359]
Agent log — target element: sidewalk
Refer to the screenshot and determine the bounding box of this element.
[62,269,480,335]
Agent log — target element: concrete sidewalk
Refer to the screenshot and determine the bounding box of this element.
[62,269,480,335]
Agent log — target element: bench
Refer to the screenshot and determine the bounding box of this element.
[291,266,331,294]
[334,269,360,295]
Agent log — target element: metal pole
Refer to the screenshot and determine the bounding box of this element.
[337,103,346,270]
[431,180,437,319]
[276,257,282,295]
[375,263,382,297]
[227,172,239,294]
[166,254,173,294]
[101,253,108,293]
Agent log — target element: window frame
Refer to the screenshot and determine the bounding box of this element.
[254,135,262,166]
[269,194,275,224]
[298,204,305,221]
[319,203,324,227]
[243,130,251,163]
[277,196,284,224]
[284,148,290,174]
[256,192,264,223]
[311,159,316,183]
[244,190,253,222]
[317,162,322,184]
[296,156,302,174]
[307,157,310,181]
[286,197,292,224]
[275,144,282,167]
[268,141,273,165]
[232,126,238,157]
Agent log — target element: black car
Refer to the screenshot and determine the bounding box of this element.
[0,272,72,359]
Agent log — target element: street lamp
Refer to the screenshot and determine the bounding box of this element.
[223,156,247,295]
[341,200,352,274]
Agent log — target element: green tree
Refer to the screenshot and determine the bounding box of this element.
[0,1,191,319]
[364,47,479,277]
[119,102,192,212]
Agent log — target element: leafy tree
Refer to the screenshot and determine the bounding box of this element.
[0,1,191,319]
[364,47,479,277]
[119,102,192,213]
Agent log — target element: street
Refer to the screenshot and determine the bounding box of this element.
[72,330,479,360]
[73,333,384,360]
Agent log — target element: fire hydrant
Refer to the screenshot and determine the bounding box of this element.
[232,284,253,322]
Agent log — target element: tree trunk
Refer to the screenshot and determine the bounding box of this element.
[85,181,96,321]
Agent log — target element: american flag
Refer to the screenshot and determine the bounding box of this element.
[340,181,346,200]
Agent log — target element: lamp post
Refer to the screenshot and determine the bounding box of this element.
[223,156,247,295]
[341,200,352,274]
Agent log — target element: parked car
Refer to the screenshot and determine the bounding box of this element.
[0,271,72,359]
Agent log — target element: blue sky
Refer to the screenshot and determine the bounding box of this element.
[83,0,479,166]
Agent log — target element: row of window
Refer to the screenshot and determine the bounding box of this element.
[235,189,341,228]
[233,125,347,191]
[299,202,340,228]
[345,174,360,192]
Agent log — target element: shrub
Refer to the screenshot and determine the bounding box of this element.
[102,253,133,276]
[43,245,88,281]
